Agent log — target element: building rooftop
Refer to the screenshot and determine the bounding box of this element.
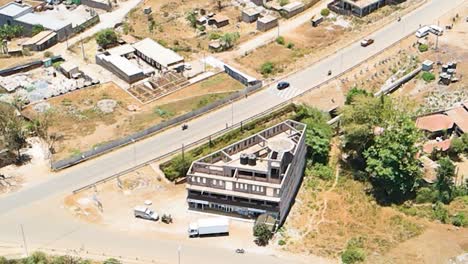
[21,30,56,46]
[98,54,143,77]
[422,139,451,154]
[243,7,261,16]
[415,114,454,132]
[342,0,383,9]
[258,15,277,23]
[60,61,78,73]
[446,106,468,133]
[211,14,229,23]
[0,2,31,17]
[282,1,304,12]
[15,12,71,31]
[107,44,135,57]
[132,38,184,68]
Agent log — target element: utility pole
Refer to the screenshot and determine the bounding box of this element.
[20,224,28,257]
[131,139,136,167]
[231,100,234,126]
[435,20,440,51]
[181,144,185,173]
[177,245,181,264]
[81,37,85,60]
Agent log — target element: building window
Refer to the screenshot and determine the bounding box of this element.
[213,179,217,186]
[202,178,206,184]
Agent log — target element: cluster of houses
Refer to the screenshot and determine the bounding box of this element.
[0,1,102,52]
[96,37,185,84]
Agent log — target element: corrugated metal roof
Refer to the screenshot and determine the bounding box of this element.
[132,38,184,68]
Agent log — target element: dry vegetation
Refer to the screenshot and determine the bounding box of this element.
[22,73,243,160]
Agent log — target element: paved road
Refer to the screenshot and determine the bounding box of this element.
[0,0,465,263]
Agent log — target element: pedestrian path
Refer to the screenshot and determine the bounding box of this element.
[267,86,302,99]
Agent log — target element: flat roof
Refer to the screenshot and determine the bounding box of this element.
[415,114,454,132]
[60,61,78,72]
[258,15,277,23]
[342,0,382,9]
[282,1,304,12]
[0,2,31,17]
[107,44,135,57]
[22,30,56,46]
[446,106,468,133]
[243,7,261,16]
[99,54,143,76]
[133,38,184,68]
[15,12,71,31]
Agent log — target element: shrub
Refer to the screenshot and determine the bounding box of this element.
[278,239,286,246]
[432,202,449,223]
[260,61,275,75]
[345,87,370,105]
[32,24,44,36]
[422,72,435,82]
[418,44,429,52]
[275,36,285,45]
[209,32,222,40]
[253,223,273,246]
[320,8,330,17]
[415,187,437,203]
[186,10,197,28]
[44,51,53,58]
[311,163,334,180]
[95,29,118,48]
[451,212,467,227]
[103,258,121,264]
[341,238,365,264]
[279,0,289,6]
[160,153,194,181]
[286,42,294,49]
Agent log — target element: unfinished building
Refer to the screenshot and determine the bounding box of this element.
[186,120,307,225]
[328,0,406,17]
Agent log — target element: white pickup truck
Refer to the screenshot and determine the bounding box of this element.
[134,206,159,221]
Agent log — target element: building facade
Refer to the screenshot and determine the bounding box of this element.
[186,120,307,225]
[328,0,406,17]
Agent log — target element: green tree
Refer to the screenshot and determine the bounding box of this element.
[32,24,45,36]
[450,134,468,155]
[161,153,194,181]
[275,36,285,45]
[186,10,197,28]
[415,187,437,204]
[451,212,467,227]
[0,24,23,41]
[253,223,273,246]
[220,32,240,50]
[320,8,330,17]
[418,44,428,52]
[24,251,48,264]
[0,102,27,161]
[95,29,118,48]
[310,163,334,180]
[421,72,435,82]
[364,115,421,203]
[345,87,370,105]
[341,238,366,264]
[435,157,455,204]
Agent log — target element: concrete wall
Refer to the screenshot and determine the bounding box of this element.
[81,0,112,11]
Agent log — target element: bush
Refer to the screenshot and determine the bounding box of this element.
[253,223,273,246]
[278,239,286,246]
[161,153,194,181]
[320,8,330,17]
[275,36,285,45]
[418,44,429,52]
[103,258,121,264]
[95,29,118,48]
[286,42,294,49]
[311,163,334,180]
[345,87,370,105]
[186,10,197,28]
[415,187,437,204]
[44,51,53,58]
[432,202,449,223]
[451,212,467,227]
[32,24,44,36]
[209,32,222,40]
[260,61,275,75]
[341,238,365,264]
[422,72,435,82]
[279,0,289,6]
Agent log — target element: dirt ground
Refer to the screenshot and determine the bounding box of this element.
[233,0,425,78]
[64,164,260,249]
[124,0,261,59]
[21,73,243,160]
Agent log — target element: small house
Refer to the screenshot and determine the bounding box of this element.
[21,30,57,51]
[209,14,229,28]
[281,2,304,18]
[60,62,80,79]
[242,7,261,23]
[257,15,278,32]
[422,60,433,72]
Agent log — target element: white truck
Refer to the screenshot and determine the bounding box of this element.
[188,218,229,237]
[134,206,159,221]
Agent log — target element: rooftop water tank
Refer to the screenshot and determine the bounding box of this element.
[240,153,249,165]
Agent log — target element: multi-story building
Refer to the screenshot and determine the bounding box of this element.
[328,0,406,17]
[186,120,307,225]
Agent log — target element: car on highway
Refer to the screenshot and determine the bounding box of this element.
[360,38,374,47]
[276,81,290,90]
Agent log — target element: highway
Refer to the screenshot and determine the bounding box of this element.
[0,0,465,263]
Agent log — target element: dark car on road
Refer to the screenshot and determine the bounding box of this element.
[277,81,290,90]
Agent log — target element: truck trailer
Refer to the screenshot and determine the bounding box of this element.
[188,217,229,237]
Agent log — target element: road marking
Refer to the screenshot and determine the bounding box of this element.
[268,86,302,99]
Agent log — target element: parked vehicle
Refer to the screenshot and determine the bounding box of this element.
[360,38,374,47]
[415,26,431,38]
[429,25,444,36]
[188,218,229,237]
[134,206,159,221]
[276,81,290,90]
[235,248,245,254]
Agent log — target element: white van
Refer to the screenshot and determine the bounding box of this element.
[429,25,443,36]
[415,26,431,38]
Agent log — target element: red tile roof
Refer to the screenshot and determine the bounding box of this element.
[422,139,452,154]
[446,106,468,133]
[416,114,454,132]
